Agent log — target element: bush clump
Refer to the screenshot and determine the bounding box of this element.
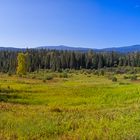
[50,107,62,113]
[44,75,54,81]
[8,72,12,76]
[60,72,68,78]
[130,75,137,81]
[124,75,129,79]
[31,75,36,79]
[100,70,105,76]
[94,70,99,76]
[112,77,117,82]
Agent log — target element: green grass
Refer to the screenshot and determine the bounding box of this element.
[1,72,140,139]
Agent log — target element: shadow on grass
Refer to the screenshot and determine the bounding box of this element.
[0,87,46,105]
[0,87,38,94]
[0,93,22,102]
[0,93,32,105]
[0,87,29,104]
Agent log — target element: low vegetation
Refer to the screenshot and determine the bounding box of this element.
[112,76,117,82]
[0,69,140,139]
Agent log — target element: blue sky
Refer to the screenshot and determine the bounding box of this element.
[0,0,140,48]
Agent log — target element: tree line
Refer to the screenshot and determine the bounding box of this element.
[0,49,140,74]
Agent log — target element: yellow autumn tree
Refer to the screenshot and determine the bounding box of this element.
[16,53,29,75]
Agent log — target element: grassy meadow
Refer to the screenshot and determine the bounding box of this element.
[1,70,140,139]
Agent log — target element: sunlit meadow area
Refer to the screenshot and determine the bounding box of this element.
[1,69,140,140]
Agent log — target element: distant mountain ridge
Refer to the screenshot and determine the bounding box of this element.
[0,47,24,51]
[0,44,140,53]
[37,45,92,52]
[100,45,140,53]
[37,45,140,53]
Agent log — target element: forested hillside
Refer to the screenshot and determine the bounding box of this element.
[1,49,140,73]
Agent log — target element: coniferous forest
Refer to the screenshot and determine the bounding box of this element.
[1,49,140,73]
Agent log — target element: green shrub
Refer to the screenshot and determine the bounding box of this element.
[130,75,137,81]
[31,75,36,79]
[94,70,99,76]
[128,69,136,74]
[119,82,130,85]
[112,77,117,82]
[44,75,53,81]
[64,69,70,73]
[100,70,105,76]
[124,75,129,79]
[80,69,85,74]
[52,73,58,78]
[8,72,12,76]
[107,74,114,80]
[50,107,62,113]
[60,72,68,78]
[57,69,62,73]
[84,72,87,75]
[42,79,46,83]
[86,70,92,74]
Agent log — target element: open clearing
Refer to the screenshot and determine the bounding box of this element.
[0,72,140,140]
